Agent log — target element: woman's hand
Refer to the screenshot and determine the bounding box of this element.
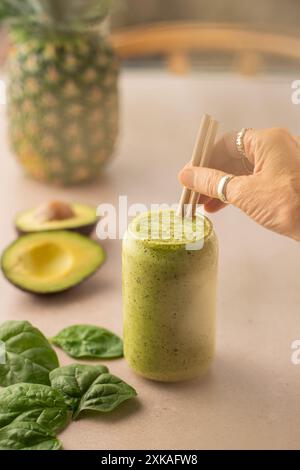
[178,128,300,241]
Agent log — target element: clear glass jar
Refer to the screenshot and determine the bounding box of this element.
[122,210,218,382]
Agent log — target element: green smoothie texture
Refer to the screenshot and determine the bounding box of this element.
[122,210,218,382]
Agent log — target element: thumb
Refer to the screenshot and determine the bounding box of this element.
[178,166,250,207]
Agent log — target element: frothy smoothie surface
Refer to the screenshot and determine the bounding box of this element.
[128,210,212,246]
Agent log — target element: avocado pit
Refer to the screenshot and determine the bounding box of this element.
[15,201,98,236]
[34,201,76,223]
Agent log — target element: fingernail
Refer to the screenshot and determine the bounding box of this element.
[180,168,194,188]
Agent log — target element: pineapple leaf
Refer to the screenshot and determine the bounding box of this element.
[0,0,113,29]
[0,1,23,21]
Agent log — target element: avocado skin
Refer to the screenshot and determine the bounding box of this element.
[2,267,99,296]
[15,221,97,237]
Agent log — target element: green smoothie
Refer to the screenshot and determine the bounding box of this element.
[122,210,218,382]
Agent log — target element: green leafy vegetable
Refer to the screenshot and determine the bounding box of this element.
[49,364,137,419]
[0,320,59,386]
[51,324,123,359]
[0,320,137,449]
[49,363,108,411]
[0,383,69,432]
[0,421,62,450]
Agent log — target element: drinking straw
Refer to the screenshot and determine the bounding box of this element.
[176,113,211,217]
[187,119,219,218]
[177,114,218,218]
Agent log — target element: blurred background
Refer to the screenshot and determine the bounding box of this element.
[1,0,300,192]
[110,0,300,74]
[113,0,297,31]
[1,0,300,74]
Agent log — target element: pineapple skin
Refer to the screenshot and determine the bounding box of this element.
[7,34,119,185]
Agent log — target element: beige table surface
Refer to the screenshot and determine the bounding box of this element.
[1,70,300,450]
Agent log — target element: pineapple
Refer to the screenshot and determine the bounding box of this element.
[1,0,119,185]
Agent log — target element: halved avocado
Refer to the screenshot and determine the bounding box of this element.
[15,201,98,236]
[1,231,105,294]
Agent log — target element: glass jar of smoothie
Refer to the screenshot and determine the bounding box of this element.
[122,209,218,382]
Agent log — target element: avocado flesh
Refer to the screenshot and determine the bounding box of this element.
[1,231,105,294]
[15,203,97,236]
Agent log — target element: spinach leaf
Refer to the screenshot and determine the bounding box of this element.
[49,363,109,411]
[50,324,123,359]
[49,364,137,419]
[74,372,137,419]
[0,320,59,386]
[0,421,62,450]
[0,383,69,432]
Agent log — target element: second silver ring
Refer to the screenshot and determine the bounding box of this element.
[236,127,254,174]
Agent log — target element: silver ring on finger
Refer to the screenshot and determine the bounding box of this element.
[236,128,254,174]
[217,174,235,203]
